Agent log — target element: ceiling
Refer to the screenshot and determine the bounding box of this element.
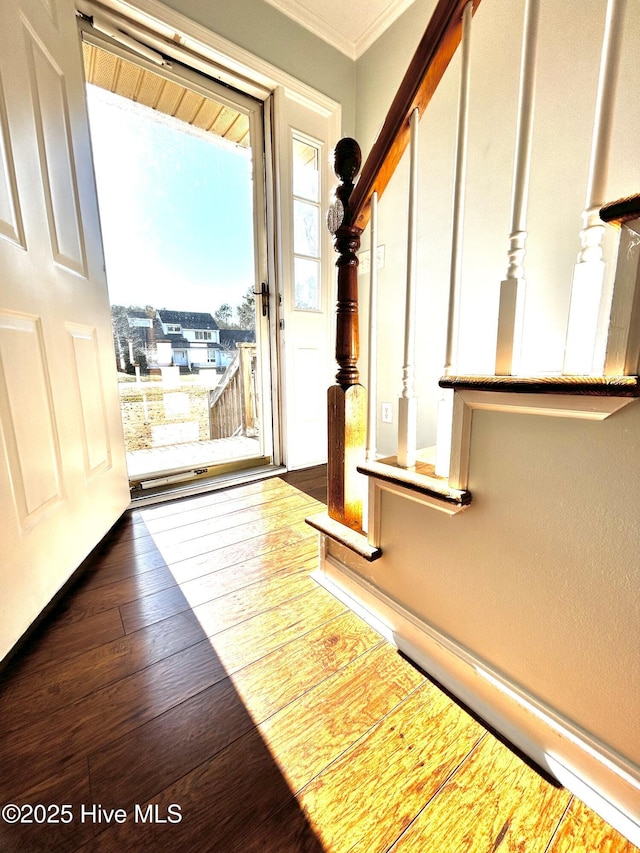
[260,0,416,60]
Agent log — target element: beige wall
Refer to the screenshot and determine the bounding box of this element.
[355,0,640,454]
[366,401,640,766]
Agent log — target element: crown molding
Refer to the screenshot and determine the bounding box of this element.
[260,0,416,60]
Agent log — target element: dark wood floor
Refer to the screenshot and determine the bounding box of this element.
[0,465,637,852]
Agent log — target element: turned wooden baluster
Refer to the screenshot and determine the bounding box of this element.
[327,138,367,532]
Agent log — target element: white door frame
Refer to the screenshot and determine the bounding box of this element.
[81,27,277,473]
[77,0,342,470]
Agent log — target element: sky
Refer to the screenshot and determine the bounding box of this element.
[86,84,256,316]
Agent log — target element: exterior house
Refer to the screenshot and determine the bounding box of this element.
[155,309,224,370]
[1,0,640,847]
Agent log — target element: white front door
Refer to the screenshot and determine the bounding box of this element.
[0,0,129,660]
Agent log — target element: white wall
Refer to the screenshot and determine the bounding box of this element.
[355,0,640,455]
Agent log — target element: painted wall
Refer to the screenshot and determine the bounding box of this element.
[359,400,640,769]
[161,0,356,136]
[355,0,640,454]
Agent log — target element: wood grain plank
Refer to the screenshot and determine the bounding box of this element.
[58,563,178,623]
[88,675,258,812]
[1,574,342,734]
[187,562,317,636]
[78,547,169,590]
[547,797,639,852]
[304,485,327,503]
[92,532,161,566]
[74,724,323,853]
[148,493,313,547]
[120,561,317,634]
[237,680,485,853]
[0,760,93,853]
[257,643,426,793]
[230,610,383,723]
[114,511,150,540]
[0,610,206,732]
[10,608,125,674]
[439,374,640,396]
[141,486,309,536]
[164,521,315,585]
[174,537,318,601]
[224,800,324,853]
[88,611,379,814]
[77,644,423,852]
[0,638,227,797]
[295,684,484,850]
[156,505,319,563]
[207,585,348,673]
[386,734,571,853]
[139,478,295,532]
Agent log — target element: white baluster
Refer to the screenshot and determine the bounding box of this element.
[436,1,472,478]
[603,208,640,376]
[397,109,419,469]
[366,191,379,462]
[564,0,626,375]
[495,0,540,376]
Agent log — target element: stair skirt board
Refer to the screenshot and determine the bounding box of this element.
[313,540,640,849]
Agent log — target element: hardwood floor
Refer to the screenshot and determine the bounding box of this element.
[0,465,636,852]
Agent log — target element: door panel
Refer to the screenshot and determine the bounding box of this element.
[0,312,62,523]
[0,0,129,661]
[276,91,335,469]
[0,77,26,248]
[25,21,88,274]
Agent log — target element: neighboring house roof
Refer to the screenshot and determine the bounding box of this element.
[157,310,219,330]
[152,317,168,340]
[220,329,256,347]
[169,334,222,350]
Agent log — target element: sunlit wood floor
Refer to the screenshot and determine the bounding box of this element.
[0,466,637,852]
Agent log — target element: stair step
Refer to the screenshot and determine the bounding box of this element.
[305,511,382,562]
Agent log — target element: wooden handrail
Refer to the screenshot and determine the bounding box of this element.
[349,0,482,232]
[600,193,640,227]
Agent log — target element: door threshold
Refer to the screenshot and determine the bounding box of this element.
[128,463,285,508]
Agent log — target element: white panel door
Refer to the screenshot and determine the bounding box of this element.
[276,90,337,470]
[0,0,129,660]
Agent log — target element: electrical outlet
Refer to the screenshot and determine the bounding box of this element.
[381,402,392,423]
[358,245,385,276]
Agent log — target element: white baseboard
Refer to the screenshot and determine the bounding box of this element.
[314,546,640,848]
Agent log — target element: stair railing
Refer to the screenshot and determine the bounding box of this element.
[326,0,631,531]
[327,0,482,532]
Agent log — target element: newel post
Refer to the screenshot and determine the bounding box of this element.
[327,138,367,532]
